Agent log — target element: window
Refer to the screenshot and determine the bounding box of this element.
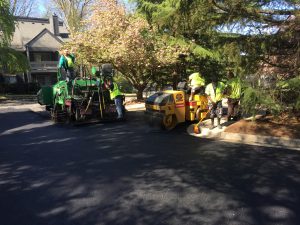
[60,33,69,38]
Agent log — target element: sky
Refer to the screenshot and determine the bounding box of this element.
[36,0,47,16]
[35,0,133,18]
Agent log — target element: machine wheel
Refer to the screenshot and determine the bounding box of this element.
[51,107,67,123]
[75,108,81,121]
[161,114,177,130]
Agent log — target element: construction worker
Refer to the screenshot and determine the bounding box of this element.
[188,72,205,101]
[205,75,226,129]
[226,71,241,121]
[58,49,75,82]
[104,78,124,120]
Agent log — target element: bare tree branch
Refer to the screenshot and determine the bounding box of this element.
[50,0,94,33]
[9,0,37,16]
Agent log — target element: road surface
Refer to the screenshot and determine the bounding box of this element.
[0,108,300,225]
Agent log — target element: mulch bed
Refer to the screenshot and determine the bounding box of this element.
[224,114,300,139]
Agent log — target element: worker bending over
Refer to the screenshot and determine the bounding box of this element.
[188,72,205,101]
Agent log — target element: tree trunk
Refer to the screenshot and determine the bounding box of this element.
[172,70,178,90]
[136,87,144,101]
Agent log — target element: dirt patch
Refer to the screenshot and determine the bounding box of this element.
[225,115,300,139]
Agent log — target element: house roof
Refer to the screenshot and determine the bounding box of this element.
[16,16,64,26]
[10,16,69,51]
[26,28,63,52]
[17,16,50,23]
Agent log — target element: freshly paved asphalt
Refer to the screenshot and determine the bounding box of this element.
[0,108,300,225]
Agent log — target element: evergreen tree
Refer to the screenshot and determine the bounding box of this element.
[133,0,300,115]
[134,0,298,70]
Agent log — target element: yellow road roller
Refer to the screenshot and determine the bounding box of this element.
[145,84,209,130]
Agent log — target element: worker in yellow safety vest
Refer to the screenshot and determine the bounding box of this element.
[205,75,226,129]
[58,49,76,82]
[104,78,124,120]
[188,72,205,101]
[226,71,241,121]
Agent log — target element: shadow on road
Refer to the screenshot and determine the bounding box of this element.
[0,110,300,225]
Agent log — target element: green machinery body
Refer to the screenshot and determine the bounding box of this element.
[37,75,120,123]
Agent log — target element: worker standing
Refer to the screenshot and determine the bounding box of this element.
[104,78,124,120]
[226,71,241,121]
[205,75,226,129]
[58,49,75,82]
[188,72,205,101]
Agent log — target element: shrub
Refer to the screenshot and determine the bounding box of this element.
[241,86,281,118]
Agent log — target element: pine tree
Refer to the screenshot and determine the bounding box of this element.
[133,0,300,114]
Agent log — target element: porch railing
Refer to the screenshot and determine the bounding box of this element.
[30,61,58,72]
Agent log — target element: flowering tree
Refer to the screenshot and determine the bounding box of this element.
[68,0,191,100]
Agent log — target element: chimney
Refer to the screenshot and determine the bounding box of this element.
[52,14,59,36]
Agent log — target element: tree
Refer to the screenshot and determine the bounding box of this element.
[68,0,202,100]
[50,0,94,33]
[0,0,15,46]
[9,0,37,16]
[0,47,29,74]
[145,1,298,70]
[133,0,300,114]
[0,1,28,74]
[132,0,226,82]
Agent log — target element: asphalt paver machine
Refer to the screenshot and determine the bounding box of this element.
[37,64,124,124]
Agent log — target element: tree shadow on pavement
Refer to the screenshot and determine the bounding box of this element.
[0,109,48,134]
[0,110,300,225]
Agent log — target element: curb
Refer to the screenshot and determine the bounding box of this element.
[187,124,300,151]
[126,107,145,112]
[125,104,145,112]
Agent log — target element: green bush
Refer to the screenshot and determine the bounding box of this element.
[276,77,300,111]
[240,76,300,118]
[241,86,281,118]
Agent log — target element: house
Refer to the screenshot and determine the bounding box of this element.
[10,15,69,86]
